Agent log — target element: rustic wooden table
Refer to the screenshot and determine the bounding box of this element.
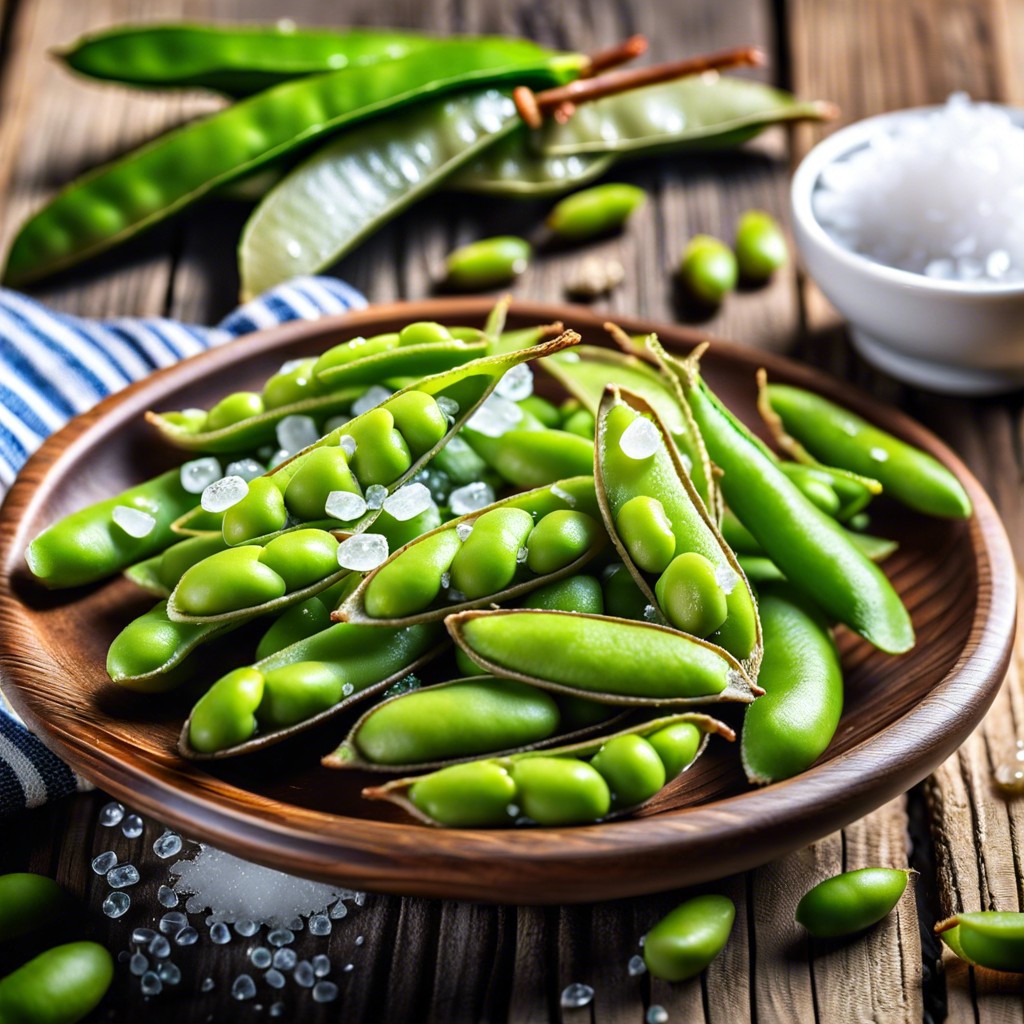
[1,0,1023,1020]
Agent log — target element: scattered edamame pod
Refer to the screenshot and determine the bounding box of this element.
[935,911,1024,972]
[0,873,65,942]
[760,378,972,519]
[740,581,843,784]
[444,236,533,290]
[679,235,737,305]
[0,942,113,1024]
[545,183,646,241]
[643,895,736,981]
[363,713,732,827]
[734,209,788,281]
[796,868,911,938]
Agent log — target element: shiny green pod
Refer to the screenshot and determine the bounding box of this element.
[679,235,737,305]
[545,183,646,241]
[450,507,534,598]
[124,532,228,595]
[643,895,736,981]
[734,209,788,281]
[796,868,911,938]
[0,873,65,942]
[936,912,1024,973]
[444,236,532,290]
[0,942,113,1024]
[174,546,288,617]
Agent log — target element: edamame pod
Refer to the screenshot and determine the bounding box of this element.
[741,582,843,784]
[363,713,732,827]
[669,344,915,654]
[124,532,229,595]
[643,895,735,981]
[796,868,911,938]
[760,378,972,519]
[464,425,594,488]
[935,911,1024,972]
[0,941,113,1024]
[596,387,761,672]
[448,609,761,706]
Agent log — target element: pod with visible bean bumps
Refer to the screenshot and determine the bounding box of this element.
[444,236,532,290]
[222,477,289,545]
[643,895,735,981]
[0,873,65,942]
[935,912,1024,973]
[679,235,737,305]
[338,477,603,626]
[364,713,732,827]
[180,619,444,758]
[596,386,761,674]
[326,677,565,770]
[546,183,646,241]
[205,392,265,432]
[741,581,843,785]
[254,576,357,661]
[796,868,911,938]
[524,510,602,575]
[759,377,971,519]
[282,447,360,522]
[0,941,113,1024]
[734,209,788,281]
[448,609,761,706]
[124,532,228,596]
[258,529,340,592]
[172,546,288,618]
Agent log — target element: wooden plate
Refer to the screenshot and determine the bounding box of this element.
[0,299,1015,904]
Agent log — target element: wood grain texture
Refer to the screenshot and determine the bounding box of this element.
[0,0,1020,1018]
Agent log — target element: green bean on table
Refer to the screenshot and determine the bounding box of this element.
[796,868,911,938]
[545,182,646,240]
[3,40,582,286]
[643,894,736,981]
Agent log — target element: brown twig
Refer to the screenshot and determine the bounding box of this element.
[515,45,767,129]
[582,35,648,76]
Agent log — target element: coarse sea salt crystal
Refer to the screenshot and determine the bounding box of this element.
[337,533,389,572]
[436,396,460,422]
[276,414,319,454]
[102,892,130,918]
[351,385,393,417]
[91,851,118,875]
[466,394,523,438]
[619,417,660,460]
[495,363,534,402]
[560,983,595,1009]
[813,93,1024,283]
[339,434,357,457]
[201,476,248,513]
[112,506,156,539]
[154,832,183,860]
[450,482,495,516]
[325,490,367,522]
[225,458,264,481]
[98,801,124,827]
[180,458,222,494]
[382,482,434,522]
[364,484,387,510]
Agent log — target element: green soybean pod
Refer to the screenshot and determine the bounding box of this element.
[0,941,113,1024]
[363,530,462,619]
[936,912,1024,972]
[679,235,737,305]
[466,427,594,488]
[546,183,646,241]
[187,667,265,754]
[444,236,532,290]
[643,895,736,981]
[734,209,788,281]
[741,581,843,784]
[796,868,910,938]
[349,678,561,766]
[0,873,65,942]
[763,383,972,519]
[174,545,287,616]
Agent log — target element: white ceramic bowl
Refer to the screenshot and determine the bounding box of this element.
[791,107,1024,395]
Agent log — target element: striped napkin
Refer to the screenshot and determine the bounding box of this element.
[0,277,367,816]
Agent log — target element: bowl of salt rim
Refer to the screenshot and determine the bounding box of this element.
[791,103,1024,395]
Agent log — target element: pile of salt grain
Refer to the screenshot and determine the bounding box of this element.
[813,92,1024,284]
[171,846,363,926]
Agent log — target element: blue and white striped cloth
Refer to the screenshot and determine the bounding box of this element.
[0,277,366,816]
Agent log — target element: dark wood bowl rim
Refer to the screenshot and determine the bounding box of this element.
[0,298,1015,904]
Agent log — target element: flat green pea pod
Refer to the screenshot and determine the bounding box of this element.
[0,941,113,1024]
[679,235,737,305]
[667,343,914,655]
[796,868,911,938]
[337,477,602,625]
[936,911,1024,973]
[546,183,646,241]
[741,582,843,785]
[452,75,833,197]
[106,600,231,692]
[4,41,581,287]
[759,377,972,519]
[0,873,65,942]
[596,387,761,674]
[326,677,572,771]
[734,209,788,281]
[444,236,532,290]
[123,532,228,596]
[448,609,761,706]
[181,619,443,757]
[25,468,201,588]
[541,336,717,517]
[643,895,735,981]
[363,712,732,827]
[55,24,446,96]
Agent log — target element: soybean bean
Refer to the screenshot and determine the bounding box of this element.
[174,546,287,617]
[679,235,737,305]
[936,911,1024,973]
[0,942,113,1024]
[450,507,534,598]
[257,662,346,729]
[223,477,288,544]
[654,552,728,638]
[796,868,910,938]
[643,895,735,981]
[284,446,359,521]
[523,574,603,614]
[734,209,787,281]
[589,734,665,809]
[444,236,532,290]
[408,761,517,827]
[511,757,611,825]
[546,183,646,241]
[524,510,601,575]
[188,668,265,754]
[258,529,340,591]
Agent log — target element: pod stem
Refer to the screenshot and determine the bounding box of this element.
[582,35,648,76]
[516,45,767,128]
